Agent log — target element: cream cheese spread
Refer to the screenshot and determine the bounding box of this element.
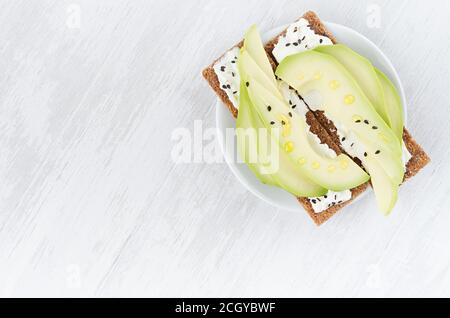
[213,47,241,108]
[272,18,333,63]
[309,190,352,213]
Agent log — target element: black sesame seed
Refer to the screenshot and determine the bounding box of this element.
[231,60,236,64]
[312,199,316,204]
[372,126,378,130]
[355,120,361,123]
[293,42,298,46]
[298,39,302,44]
[292,105,297,109]
[220,66,225,72]
[232,91,237,95]
[334,195,337,200]
[364,152,368,157]
[342,137,346,142]
[286,43,291,47]
[281,120,286,125]
[305,45,308,49]
[302,36,306,41]
[293,27,298,32]
[317,198,321,202]
[270,121,275,125]
[246,82,249,87]
[226,84,231,89]
[375,150,381,155]
[289,100,292,105]
[222,85,227,89]
[320,39,323,44]
[288,112,293,117]
[364,120,369,124]
[350,143,354,147]
[338,200,343,204]
[231,72,235,77]
[324,195,327,199]
[267,105,272,112]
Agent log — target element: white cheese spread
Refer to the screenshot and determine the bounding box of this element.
[272,18,333,63]
[309,190,352,213]
[213,47,241,108]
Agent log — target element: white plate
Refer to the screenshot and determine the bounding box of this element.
[216,22,407,212]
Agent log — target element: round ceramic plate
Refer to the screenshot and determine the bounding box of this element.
[216,22,407,211]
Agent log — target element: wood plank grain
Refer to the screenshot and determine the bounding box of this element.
[0,0,448,297]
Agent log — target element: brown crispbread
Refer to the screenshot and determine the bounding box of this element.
[202,11,430,226]
[202,35,367,225]
[264,11,430,224]
[403,129,431,180]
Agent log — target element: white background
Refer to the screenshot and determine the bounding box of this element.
[0,0,449,297]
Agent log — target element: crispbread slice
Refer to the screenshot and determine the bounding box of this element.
[264,11,430,224]
[202,32,367,225]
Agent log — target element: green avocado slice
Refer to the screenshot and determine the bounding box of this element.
[246,78,370,192]
[236,81,276,186]
[276,50,402,213]
[354,133,404,185]
[243,25,277,87]
[312,46,404,181]
[238,49,283,100]
[375,68,404,143]
[314,44,404,144]
[237,81,327,197]
[365,157,399,215]
[314,44,390,125]
[276,50,402,157]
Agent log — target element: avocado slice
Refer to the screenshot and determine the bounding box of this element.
[314,44,390,125]
[238,49,283,100]
[276,50,402,213]
[315,44,404,144]
[237,81,328,197]
[355,133,404,185]
[236,81,276,186]
[275,49,404,183]
[246,78,370,192]
[243,25,277,87]
[375,68,404,143]
[276,51,402,157]
[365,157,399,215]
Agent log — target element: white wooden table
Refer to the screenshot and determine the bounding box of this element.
[0,0,449,297]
